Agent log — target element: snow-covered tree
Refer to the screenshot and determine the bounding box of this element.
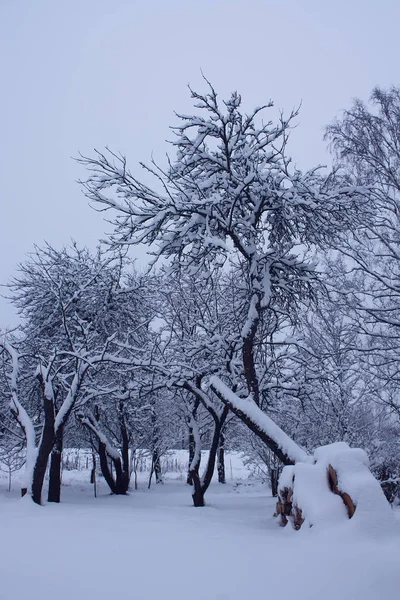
[1,244,147,504]
[326,87,400,407]
[79,81,365,466]
[325,88,400,498]
[153,271,233,505]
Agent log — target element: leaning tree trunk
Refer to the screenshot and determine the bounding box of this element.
[211,291,307,467]
[210,378,308,466]
[98,442,117,494]
[81,406,131,495]
[48,425,64,503]
[98,443,130,495]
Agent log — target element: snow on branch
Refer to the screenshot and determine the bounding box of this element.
[209,376,309,465]
[78,411,120,461]
[54,362,90,432]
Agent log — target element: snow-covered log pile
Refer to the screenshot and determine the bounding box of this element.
[275,442,394,532]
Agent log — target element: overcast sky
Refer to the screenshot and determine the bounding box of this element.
[1,0,399,327]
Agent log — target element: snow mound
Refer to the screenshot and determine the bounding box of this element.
[313,441,369,468]
[278,465,294,491]
[277,442,396,535]
[315,442,395,535]
[293,462,348,528]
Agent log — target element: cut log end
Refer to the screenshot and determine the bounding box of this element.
[275,486,295,528]
[327,464,356,519]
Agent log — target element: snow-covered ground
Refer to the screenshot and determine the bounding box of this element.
[0,452,399,600]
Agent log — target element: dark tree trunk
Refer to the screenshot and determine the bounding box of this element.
[98,443,129,495]
[188,438,201,489]
[31,395,55,505]
[48,426,64,503]
[90,454,96,484]
[148,404,163,488]
[83,404,130,496]
[200,409,227,493]
[152,449,163,484]
[191,470,205,507]
[98,442,117,494]
[242,294,261,406]
[190,406,229,507]
[217,431,226,484]
[270,468,279,497]
[91,450,97,498]
[187,398,200,485]
[31,436,54,505]
[33,369,79,505]
[114,456,129,495]
[118,401,131,493]
[187,429,196,485]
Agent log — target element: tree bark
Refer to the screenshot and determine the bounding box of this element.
[83,405,131,495]
[270,468,279,497]
[114,455,129,495]
[152,449,163,484]
[118,401,131,493]
[217,431,226,484]
[98,443,129,495]
[91,450,97,498]
[242,293,261,406]
[148,405,163,488]
[187,399,200,485]
[98,442,117,494]
[31,393,55,505]
[48,426,63,503]
[191,470,205,507]
[187,429,196,485]
[190,406,229,506]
